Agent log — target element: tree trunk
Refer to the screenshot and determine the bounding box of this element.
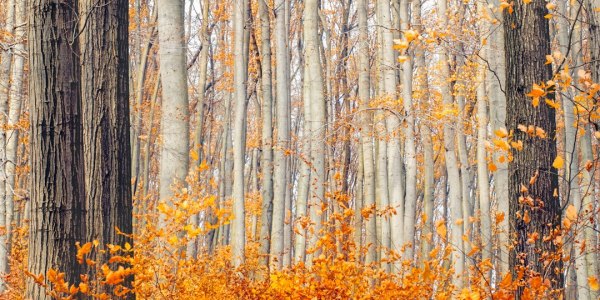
[504,0,563,294]
[78,0,133,291]
[231,0,250,267]
[257,0,274,268]
[357,0,377,266]
[270,0,291,270]
[304,0,326,265]
[27,2,87,297]
[437,0,465,288]
[400,0,417,264]
[157,0,190,220]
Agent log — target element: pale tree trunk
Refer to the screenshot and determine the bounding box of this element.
[400,0,417,264]
[487,0,509,276]
[413,0,434,262]
[564,2,590,297]
[437,0,465,288]
[257,0,274,268]
[27,2,87,297]
[157,0,190,221]
[79,0,133,292]
[294,76,311,264]
[231,0,250,267]
[584,0,600,290]
[270,0,291,270]
[377,0,404,267]
[357,0,377,266]
[304,0,326,265]
[0,0,15,282]
[476,1,492,282]
[132,10,157,194]
[187,0,210,259]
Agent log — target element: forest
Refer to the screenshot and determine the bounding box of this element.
[0,0,599,299]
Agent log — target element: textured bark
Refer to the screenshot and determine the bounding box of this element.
[257,0,274,268]
[231,0,250,267]
[584,0,600,290]
[503,0,563,293]
[78,0,133,291]
[357,0,377,266]
[0,0,15,282]
[270,0,291,270]
[27,1,86,298]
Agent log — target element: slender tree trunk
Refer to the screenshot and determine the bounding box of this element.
[357,0,377,266]
[231,0,250,267]
[270,0,291,270]
[377,0,404,267]
[257,0,274,268]
[437,0,465,288]
[304,0,326,265]
[400,0,417,264]
[487,0,509,276]
[476,2,492,280]
[504,0,563,295]
[0,0,15,282]
[27,2,87,297]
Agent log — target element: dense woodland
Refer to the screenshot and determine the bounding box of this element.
[0,0,600,299]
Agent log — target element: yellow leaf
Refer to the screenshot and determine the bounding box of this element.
[436,220,447,238]
[545,99,560,109]
[494,128,508,138]
[546,3,556,10]
[527,84,545,97]
[523,210,531,224]
[545,55,554,65]
[404,29,419,42]
[489,162,498,172]
[566,204,577,221]
[589,276,600,291]
[397,55,409,63]
[523,0,531,3]
[552,155,564,169]
[190,149,199,161]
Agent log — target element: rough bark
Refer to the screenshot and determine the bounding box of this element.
[503,0,563,294]
[79,0,133,266]
[27,2,87,297]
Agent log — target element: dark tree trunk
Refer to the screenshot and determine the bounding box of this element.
[503,0,563,296]
[79,0,133,292]
[27,1,86,298]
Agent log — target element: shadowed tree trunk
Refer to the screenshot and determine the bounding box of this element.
[503,0,563,295]
[27,1,87,298]
[78,0,133,291]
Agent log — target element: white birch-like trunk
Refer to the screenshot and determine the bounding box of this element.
[257,0,274,268]
[437,0,465,288]
[157,0,190,217]
[270,0,291,270]
[357,0,377,266]
[400,0,417,264]
[476,2,492,279]
[377,0,404,270]
[304,0,326,265]
[487,0,509,276]
[231,0,250,267]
